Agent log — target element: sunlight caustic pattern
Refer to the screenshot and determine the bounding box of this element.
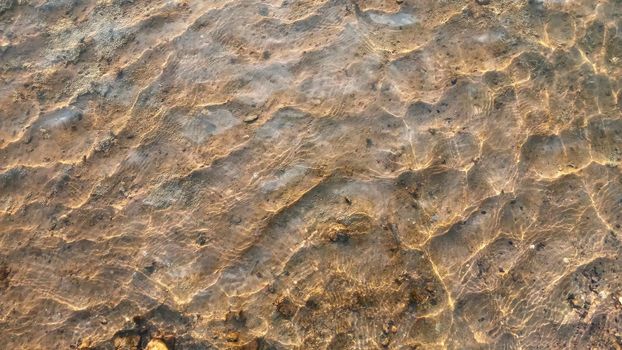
[0,0,621,349]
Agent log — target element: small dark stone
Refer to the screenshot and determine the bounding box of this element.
[0,262,10,289]
[275,297,297,319]
[476,0,491,4]
[196,234,207,246]
[305,296,320,310]
[144,262,156,275]
[330,231,350,243]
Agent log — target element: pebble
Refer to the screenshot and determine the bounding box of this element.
[380,336,390,347]
[226,330,240,342]
[275,297,297,319]
[145,339,169,350]
[78,338,92,349]
[244,115,259,123]
[476,0,491,4]
[330,231,350,243]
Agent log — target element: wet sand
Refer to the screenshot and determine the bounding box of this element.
[1,0,622,349]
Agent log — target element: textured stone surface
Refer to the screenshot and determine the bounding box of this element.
[1,0,622,349]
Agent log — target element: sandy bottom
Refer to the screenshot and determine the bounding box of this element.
[1,0,622,349]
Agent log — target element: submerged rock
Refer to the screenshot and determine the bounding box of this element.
[145,339,168,350]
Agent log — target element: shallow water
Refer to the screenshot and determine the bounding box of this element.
[1,0,622,349]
